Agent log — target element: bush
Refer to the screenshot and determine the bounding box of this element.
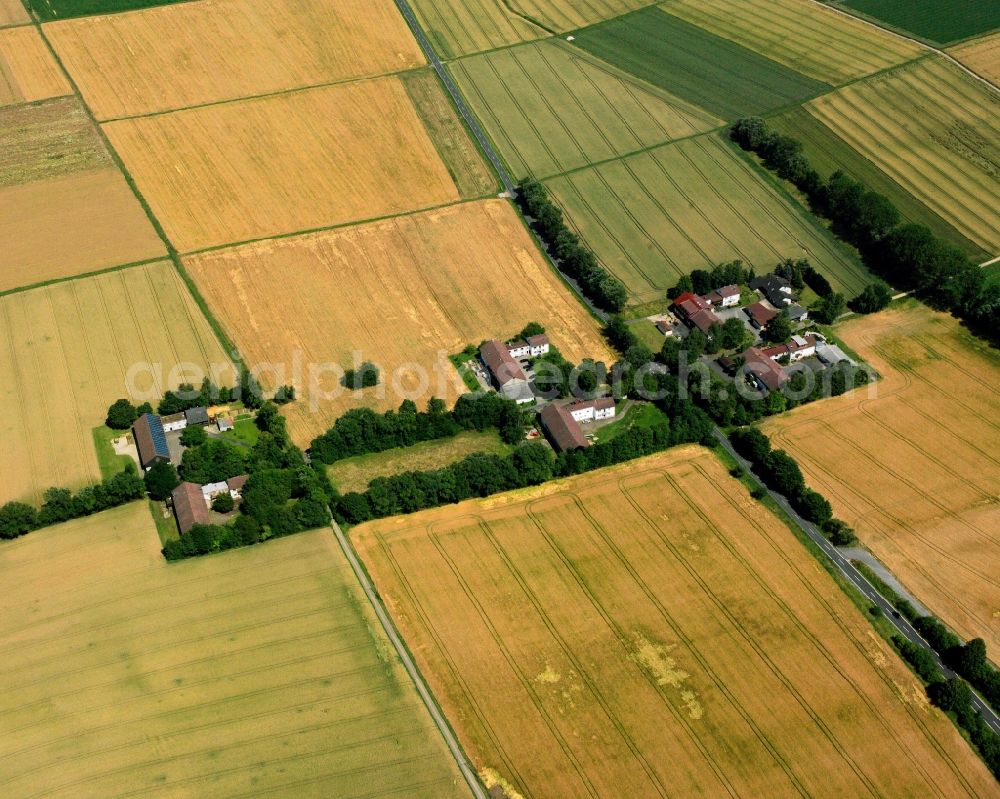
[106,399,138,430]
[0,501,38,539]
[791,488,833,525]
[211,493,234,513]
[179,425,207,447]
[821,518,856,546]
[343,362,380,389]
[849,281,894,314]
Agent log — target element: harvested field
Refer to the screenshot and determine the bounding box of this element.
[661,0,923,84]
[0,97,107,186]
[329,430,512,493]
[0,0,29,26]
[0,169,166,291]
[354,447,996,799]
[0,26,70,107]
[950,30,1000,87]
[449,39,721,178]
[0,509,466,798]
[46,0,425,120]
[409,0,545,58]
[104,78,459,253]
[185,200,613,444]
[546,135,869,305]
[29,0,190,22]
[401,69,496,198]
[513,0,652,33]
[763,304,1000,651]
[571,8,830,120]
[834,0,1000,46]
[769,105,988,259]
[804,56,1000,253]
[0,262,231,505]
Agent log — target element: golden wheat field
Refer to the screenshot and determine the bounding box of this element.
[46,0,426,119]
[104,78,460,253]
[0,262,232,504]
[185,199,613,444]
[0,0,28,27]
[950,31,1000,87]
[0,26,70,107]
[0,508,466,798]
[764,305,1000,651]
[354,447,996,799]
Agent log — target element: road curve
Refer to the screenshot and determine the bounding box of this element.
[330,519,489,799]
[714,429,1000,735]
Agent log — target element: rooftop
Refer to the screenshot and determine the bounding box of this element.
[133,413,169,468]
[540,403,588,452]
[743,347,789,391]
[171,481,210,535]
[480,340,529,386]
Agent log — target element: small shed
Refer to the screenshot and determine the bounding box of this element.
[184,406,210,427]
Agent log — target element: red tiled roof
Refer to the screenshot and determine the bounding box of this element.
[687,307,722,334]
[743,347,789,391]
[526,334,549,347]
[745,302,778,326]
[226,474,249,492]
[480,340,528,386]
[171,481,209,535]
[540,404,588,452]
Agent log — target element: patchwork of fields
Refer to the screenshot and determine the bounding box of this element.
[410,0,545,57]
[0,26,70,107]
[803,56,1000,253]
[450,39,720,178]
[185,200,613,443]
[546,135,870,304]
[831,0,1000,46]
[764,304,1000,650]
[0,509,466,797]
[0,262,232,505]
[46,0,426,119]
[355,447,995,798]
[950,31,1000,86]
[660,0,923,84]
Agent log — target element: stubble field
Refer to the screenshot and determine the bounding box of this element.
[0,262,232,505]
[46,0,426,119]
[0,26,70,107]
[660,0,923,84]
[354,447,995,798]
[0,507,466,798]
[803,56,1000,253]
[763,304,1000,650]
[104,78,460,253]
[0,0,28,26]
[449,39,721,178]
[950,31,1000,86]
[409,0,545,58]
[545,135,869,305]
[186,199,612,444]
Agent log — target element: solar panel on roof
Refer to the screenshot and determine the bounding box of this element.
[146,414,170,458]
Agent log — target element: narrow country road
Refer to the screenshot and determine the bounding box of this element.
[715,429,1000,735]
[330,519,489,799]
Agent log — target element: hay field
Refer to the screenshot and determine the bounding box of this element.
[571,8,830,120]
[0,262,231,505]
[546,135,869,305]
[836,0,1000,46]
[0,26,70,107]
[0,0,28,26]
[185,200,613,444]
[401,69,496,198]
[46,0,425,120]
[449,40,721,178]
[660,0,923,84]
[804,56,1000,253]
[409,0,545,58]
[763,304,1000,651]
[950,31,1000,86]
[0,508,467,798]
[104,78,459,253]
[354,447,995,798]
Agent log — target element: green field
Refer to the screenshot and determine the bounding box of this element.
[0,506,466,797]
[26,0,184,21]
[769,105,989,259]
[450,39,721,178]
[90,426,133,481]
[592,402,669,443]
[570,7,831,120]
[546,134,870,305]
[328,430,512,493]
[831,0,1000,45]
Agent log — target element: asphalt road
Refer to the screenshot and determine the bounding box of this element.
[330,520,489,799]
[715,429,1000,734]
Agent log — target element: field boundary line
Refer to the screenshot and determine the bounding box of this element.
[0,255,165,300]
[330,519,488,799]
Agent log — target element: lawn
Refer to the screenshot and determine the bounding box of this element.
[215,417,261,448]
[570,7,831,120]
[591,401,669,444]
[328,430,512,493]
[90,425,134,480]
[627,318,669,350]
[0,507,466,797]
[831,0,1000,45]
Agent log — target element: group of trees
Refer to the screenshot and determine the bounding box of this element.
[106,398,153,430]
[309,394,526,465]
[342,362,380,389]
[669,259,752,298]
[519,179,628,313]
[729,427,855,543]
[731,117,997,342]
[0,466,145,540]
[913,617,1000,715]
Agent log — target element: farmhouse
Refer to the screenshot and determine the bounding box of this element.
[227,474,249,498]
[742,346,789,391]
[750,274,794,307]
[507,334,550,359]
[673,292,721,334]
[161,412,187,433]
[479,340,535,405]
[567,397,616,423]
[539,403,588,452]
[185,406,210,426]
[761,334,817,363]
[217,416,234,433]
[170,481,210,534]
[704,284,740,308]
[132,412,170,470]
[786,303,809,323]
[745,302,779,329]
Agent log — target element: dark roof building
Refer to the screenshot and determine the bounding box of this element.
[539,403,588,453]
[745,302,779,329]
[704,284,740,306]
[133,413,169,469]
[750,274,794,307]
[480,340,529,387]
[184,406,210,426]
[786,303,809,322]
[171,481,210,535]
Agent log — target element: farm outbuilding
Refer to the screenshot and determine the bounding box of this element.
[170,480,209,535]
[133,413,170,470]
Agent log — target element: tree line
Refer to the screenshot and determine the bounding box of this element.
[518,178,628,313]
[731,117,997,344]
